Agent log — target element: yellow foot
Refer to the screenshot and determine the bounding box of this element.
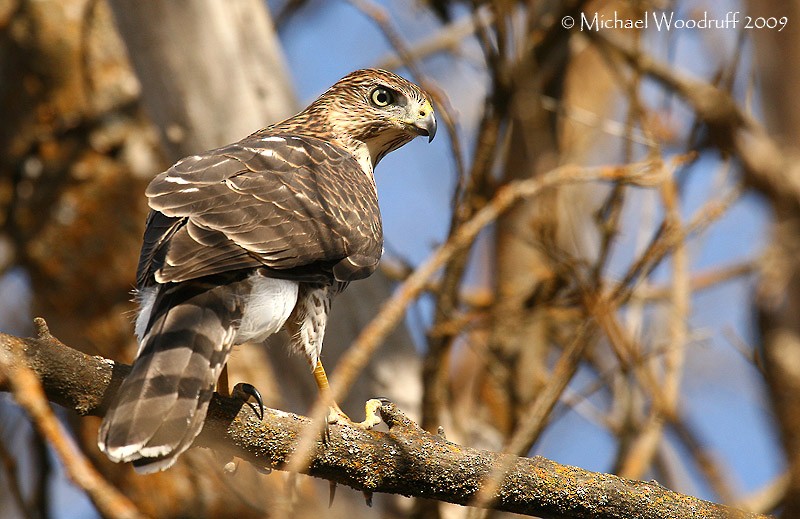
[357,398,384,429]
[326,405,350,425]
[325,398,385,429]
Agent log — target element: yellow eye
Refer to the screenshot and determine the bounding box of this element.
[370,87,394,107]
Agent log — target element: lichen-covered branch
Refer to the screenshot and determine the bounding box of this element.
[0,319,145,519]
[0,319,768,519]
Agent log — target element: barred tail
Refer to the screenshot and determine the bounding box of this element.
[98,281,241,473]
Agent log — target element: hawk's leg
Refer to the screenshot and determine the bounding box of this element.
[292,284,381,428]
[216,364,231,397]
[312,359,348,423]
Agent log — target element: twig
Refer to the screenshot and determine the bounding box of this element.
[380,259,493,309]
[735,472,788,514]
[420,83,507,435]
[670,414,738,504]
[592,30,800,209]
[611,183,742,305]
[722,326,766,375]
[634,261,755,301]
[377,7,493,70]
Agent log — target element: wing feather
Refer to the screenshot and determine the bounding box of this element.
[137,135,382,287]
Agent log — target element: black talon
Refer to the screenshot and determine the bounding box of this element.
[233,382,264,420]
[362,490,373,507]
[328,481,337,507]
[244,384,265,420]
[322,420,332,445]
[254,465,272,475]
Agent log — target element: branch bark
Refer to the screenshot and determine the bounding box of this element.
[0,319,768,519]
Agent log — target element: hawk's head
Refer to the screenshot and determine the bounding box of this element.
[285,69,437,169]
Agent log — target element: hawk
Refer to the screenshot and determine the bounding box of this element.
[98,69,436,473]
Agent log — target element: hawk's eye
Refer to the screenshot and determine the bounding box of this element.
[370,87,394,107]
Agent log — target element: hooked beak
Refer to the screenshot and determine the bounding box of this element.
[409,100,437,142]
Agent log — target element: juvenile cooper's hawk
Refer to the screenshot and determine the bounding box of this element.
[98,69,436,473]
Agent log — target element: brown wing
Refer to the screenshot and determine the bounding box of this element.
[136,134,383,288]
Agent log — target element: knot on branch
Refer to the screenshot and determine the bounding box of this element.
[377,400,426,433]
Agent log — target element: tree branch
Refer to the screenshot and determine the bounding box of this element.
[0,319,768,519]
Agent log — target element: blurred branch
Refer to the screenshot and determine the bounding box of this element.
[618,177,690,480]
[473,321,596,509]
[0,320,770,519]
[583,26,800,517]
[612,183,742,304]
[377,7,492,70]
[380,258,493,309]
[670,415,738,504]
[0,434,32,519]
[592,27,800,517]
[0,320,146,519]
[634,261,755,301]
[592,30,800,209]
[723,326,766,375]
[736,473,788,515]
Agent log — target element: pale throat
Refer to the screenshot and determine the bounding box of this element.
[365,129,410,166]
[349,140,375,176]
[325,112,411,176]
[321,116,376,175]
[346,128,411,175]
[332,131,397,177]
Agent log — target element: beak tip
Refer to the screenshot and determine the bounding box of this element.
[426,117,437,143]
[409,110,437,142]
